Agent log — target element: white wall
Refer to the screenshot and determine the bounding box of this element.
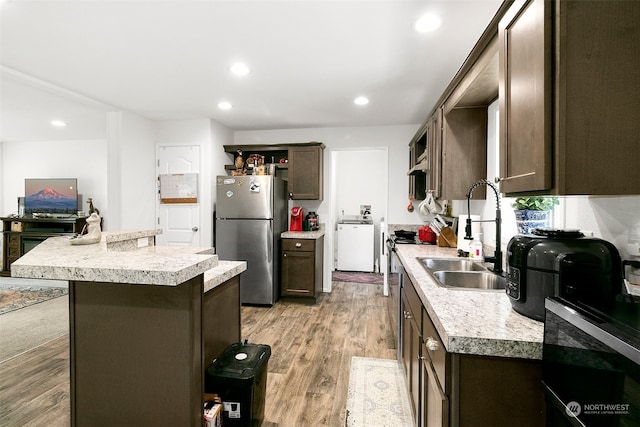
[210,119,234,223]
[119,111,157,231]
[1,139,108,219]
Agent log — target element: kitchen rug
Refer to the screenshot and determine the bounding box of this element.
[345,356,413,427]
[332,271,384,285]
[0,282,68,315]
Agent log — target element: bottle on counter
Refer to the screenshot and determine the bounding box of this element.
[306,211,319,231]
[469,240,483,259]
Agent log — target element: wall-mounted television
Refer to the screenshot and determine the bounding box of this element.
[24,178,78,216]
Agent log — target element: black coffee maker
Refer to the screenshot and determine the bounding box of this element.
[506,229,623,321]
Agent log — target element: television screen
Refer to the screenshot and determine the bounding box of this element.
[24,178,78,216]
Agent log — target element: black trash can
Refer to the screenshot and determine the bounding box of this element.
[205,341,271,427]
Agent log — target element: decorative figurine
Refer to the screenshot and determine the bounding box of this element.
[70,212,102,245]
[87,197,100,216]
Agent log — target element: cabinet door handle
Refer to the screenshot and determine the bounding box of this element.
[426,337,439,352]
[418,355,426,361]
[295,242,302,247]
[283,253,287,257]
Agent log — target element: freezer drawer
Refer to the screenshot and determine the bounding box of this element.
[336,223,374,272]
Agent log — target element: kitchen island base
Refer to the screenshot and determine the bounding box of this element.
[70,274,240,426]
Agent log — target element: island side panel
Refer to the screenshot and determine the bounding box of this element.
[203,275,241,365]
[69,276,203,427]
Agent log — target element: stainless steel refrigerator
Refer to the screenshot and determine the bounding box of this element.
[215,175,287,305]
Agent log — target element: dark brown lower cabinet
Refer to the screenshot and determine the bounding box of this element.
[400,275,423,423]
[402,276,545,426]
[281,237,323,302]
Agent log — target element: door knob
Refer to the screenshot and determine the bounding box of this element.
[192,227,199,232]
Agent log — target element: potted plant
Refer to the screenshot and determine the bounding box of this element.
[511,196,559,234]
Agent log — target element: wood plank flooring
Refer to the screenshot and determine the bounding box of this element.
[0,281,398,426]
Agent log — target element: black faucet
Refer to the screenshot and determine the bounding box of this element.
[465,179,502,274]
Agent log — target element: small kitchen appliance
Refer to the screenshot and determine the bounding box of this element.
[289,207,303,231]
[418,225,436,244]
[506,229,623,321]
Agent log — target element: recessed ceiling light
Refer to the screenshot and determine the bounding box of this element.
[354,96,369,106]
[51,120,67,127]
[218,101,232,110]
[413,13,441,33]
[230,62,250,77]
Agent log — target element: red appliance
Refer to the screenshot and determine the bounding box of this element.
[418,226,436,244]
[290,207,304,231]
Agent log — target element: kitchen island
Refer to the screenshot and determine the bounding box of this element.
[11,230,246,427]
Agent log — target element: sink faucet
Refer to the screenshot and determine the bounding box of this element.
[465,179,502,274]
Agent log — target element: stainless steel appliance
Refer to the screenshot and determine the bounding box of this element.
[506,229,623,321]
[543,296,640,426]
[215,175,287,305]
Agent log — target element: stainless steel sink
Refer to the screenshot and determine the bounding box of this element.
[420,258,487,272]
[431,271,506,290]
[419,257,505,290]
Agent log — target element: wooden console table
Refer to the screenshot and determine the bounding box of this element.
[1,216,88,276]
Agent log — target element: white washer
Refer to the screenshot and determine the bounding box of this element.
[337,223,374,272]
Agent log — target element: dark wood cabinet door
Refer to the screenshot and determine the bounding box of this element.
[281,250,315,296]
[400,290,420,423]
[421,353,449,427]
[288,146,323,200]
[498,0,552,193]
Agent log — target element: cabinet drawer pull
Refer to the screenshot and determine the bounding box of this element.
[295,242,302,247]
[426,337,439,351]
[283,253,287,257]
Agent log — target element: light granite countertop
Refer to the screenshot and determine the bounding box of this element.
[281,224,326,239]
[11,231,245,287]
[395,244,544,360]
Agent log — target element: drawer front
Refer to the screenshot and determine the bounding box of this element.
[282,239,315,252]
[7,244,21,258]
[422,307,448,390]
[7,234,20,248]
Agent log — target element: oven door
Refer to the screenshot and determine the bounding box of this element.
[542,298,640,427]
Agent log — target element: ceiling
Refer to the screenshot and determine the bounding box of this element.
[0,0,503,142]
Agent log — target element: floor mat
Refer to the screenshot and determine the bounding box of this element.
[331,271,399,286]
[0,283,68,315]
[345,356,413,427]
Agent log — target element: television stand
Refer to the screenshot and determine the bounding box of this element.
[1,216,88,276]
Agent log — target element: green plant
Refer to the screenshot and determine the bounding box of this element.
[511,196,559,211]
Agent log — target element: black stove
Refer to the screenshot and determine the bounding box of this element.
[392,236,418,244]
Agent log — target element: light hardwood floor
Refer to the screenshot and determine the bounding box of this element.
[0,281,398,426]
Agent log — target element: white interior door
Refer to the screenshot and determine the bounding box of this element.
[156,145,201,247]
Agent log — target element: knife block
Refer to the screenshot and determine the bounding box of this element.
[437,226,458,247]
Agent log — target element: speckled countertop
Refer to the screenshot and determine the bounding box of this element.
[281,224,325,239]
[395,244,543,360]
[11,232,246,288]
